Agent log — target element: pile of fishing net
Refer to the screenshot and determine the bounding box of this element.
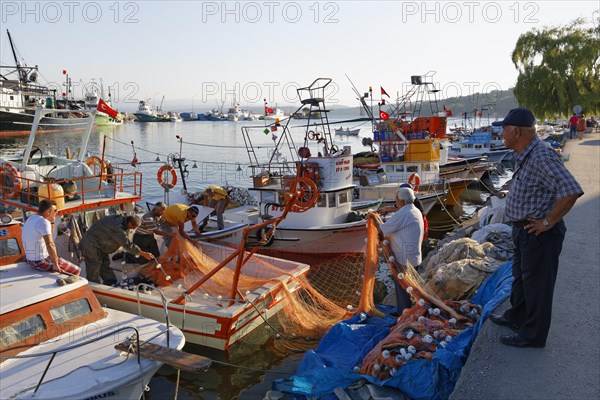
[421,225,514,300]
[359,300,481,380]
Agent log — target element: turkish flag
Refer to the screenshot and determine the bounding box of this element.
[265,107,274,114]
[97,98,118,118]
[380,110,390,120]
[381,86,390,97]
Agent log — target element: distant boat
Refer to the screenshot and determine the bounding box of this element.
[0,30,91,135]
[133,100,168,122]
[335,127,360,136]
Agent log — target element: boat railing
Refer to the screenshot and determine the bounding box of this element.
[0,326,145,394]
[2,168,142,214]
[249,161,298,187]
[135,283,171,346]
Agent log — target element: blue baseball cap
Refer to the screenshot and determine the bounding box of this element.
[492,108,536,127]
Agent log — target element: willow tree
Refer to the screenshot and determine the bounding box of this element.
[512,17,600,119]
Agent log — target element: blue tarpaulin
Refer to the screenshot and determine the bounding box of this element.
[273,261,513,399]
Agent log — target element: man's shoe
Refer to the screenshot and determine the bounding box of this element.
[500,333,544,348]
[489,313,519,331]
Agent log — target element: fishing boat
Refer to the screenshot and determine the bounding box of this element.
[335,127,361,136]
[0,30,91,136]
[0,108,141,216]
[133,100,167,122]
[349,73,477,208]
[83,82,124,126]
[448,128,510,162]
[0,216,191,400]
[209,79,369,264]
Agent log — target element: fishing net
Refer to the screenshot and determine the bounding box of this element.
[141,212,479,359]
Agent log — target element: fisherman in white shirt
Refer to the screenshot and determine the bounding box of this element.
[379,187,424,313]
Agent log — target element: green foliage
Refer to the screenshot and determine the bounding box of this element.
[512,16,600,119]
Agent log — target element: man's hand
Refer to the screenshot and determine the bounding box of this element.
[525,218,553,236]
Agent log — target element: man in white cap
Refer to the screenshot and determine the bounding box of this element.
[380,186,424,313]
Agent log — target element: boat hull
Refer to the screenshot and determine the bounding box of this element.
[0,109,91,135]
[87,241,310,351]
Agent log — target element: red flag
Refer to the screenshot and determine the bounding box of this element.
[380,110,390,121]
[265,106,274,114]
[381,86,390,98]
[271,125,278,132]
[443,105,453,117]
[97,98,118,118]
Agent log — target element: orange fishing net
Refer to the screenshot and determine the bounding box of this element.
[140,212,479,357]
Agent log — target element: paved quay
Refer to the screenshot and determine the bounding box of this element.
[451,131,600,400]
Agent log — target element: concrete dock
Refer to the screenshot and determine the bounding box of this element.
[451,131,600,400]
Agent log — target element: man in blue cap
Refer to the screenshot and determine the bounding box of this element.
[488,108,583,348]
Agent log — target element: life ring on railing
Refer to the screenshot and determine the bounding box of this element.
[157,165,177,190]
[408,173,420,192]
[0,162,22,199]
[85,156,108,179]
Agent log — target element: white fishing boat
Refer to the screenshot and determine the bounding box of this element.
[448,127,510,162]
[0,217,190,400]
[133,100,160,122]
[208,79,368,264]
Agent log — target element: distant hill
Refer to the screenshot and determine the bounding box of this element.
[325,88,519,119]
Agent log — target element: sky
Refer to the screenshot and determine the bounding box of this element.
[1,1,598,112]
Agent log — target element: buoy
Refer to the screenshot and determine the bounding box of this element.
[408,173,420,192]
[1,162,22,200]
[157,165,178,189]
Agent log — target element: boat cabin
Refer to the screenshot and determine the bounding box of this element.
[0,218,105,359]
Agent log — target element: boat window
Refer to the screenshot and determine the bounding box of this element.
[407,165,418,173]
[395,165,404,172]
[385,165,395,173]
[261,191,276,203]
[0,315,46,348]
[0,237,21,258]
[50,298,92,324]
[328,193,336,207]
[317,193,326,207]
[338,191,348,205]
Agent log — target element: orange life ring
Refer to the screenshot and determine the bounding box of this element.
[408,173,420,192]
[157,165,177,189]
[85,156,108,179]
[1,162,22,199]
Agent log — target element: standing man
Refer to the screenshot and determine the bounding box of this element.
[22,199,80,275]
[160,204,201,247]
[379,187,424,313]
[489,108,583,348]
[204,186,231,230]
[124,202,173,263]
[568,113,579,139]
[80,214,153,285]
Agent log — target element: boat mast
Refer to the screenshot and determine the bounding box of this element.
[6,29,27,83]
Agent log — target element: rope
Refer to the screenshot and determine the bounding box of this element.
[210,359,296,374]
